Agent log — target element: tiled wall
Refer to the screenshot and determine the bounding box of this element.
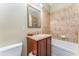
[50,4,79,43]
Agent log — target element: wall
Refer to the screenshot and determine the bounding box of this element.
[50,4,79,43]
[0,3,26,47]
[42,4,50,34]
[0,3,26,56]
[49,3,72,13]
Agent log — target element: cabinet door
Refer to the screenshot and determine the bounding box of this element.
[46,37,51,56]
[37,39,46,56]
[27,37,37,55]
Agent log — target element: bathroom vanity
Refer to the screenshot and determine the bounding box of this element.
[27,34,51,56]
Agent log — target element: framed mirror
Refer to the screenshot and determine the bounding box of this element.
[27,5,41,28]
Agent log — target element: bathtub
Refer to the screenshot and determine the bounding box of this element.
[52,39,79,56]
[0,42,22,56]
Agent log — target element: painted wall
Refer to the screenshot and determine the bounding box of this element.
[0,3,26,56]
[0,3,26,47]
[50,4,79,43]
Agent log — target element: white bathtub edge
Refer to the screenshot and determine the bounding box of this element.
[0,42,22,52]
[52,39,79,55]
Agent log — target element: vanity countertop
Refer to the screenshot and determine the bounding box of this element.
[27,34,51,41]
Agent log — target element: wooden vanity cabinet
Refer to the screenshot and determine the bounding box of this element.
[27,34,51,56]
